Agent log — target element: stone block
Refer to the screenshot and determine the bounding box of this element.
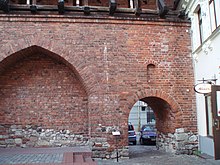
[175,128,185,133]
[11,129,17,132]
[120,149,129,157]
[15,131,23,136]
[26,125,32,129]
[168,133,174,138]
[0,135,9,139]
[174,133,188,141]
[7,144,16,147]
[103,142,110,147]
[54,143,62,147]
[36,140,50,146]
[15,138,22,144]
[26,141,35,147]
[32,130,39,136]
[64,134,69,138]
[0,144,6,148]
[10,125,17,129]
[110,151,117,158]
[83,140,89,145]
[5,139,15,144]
[28,129,33,132]
[106,127,113,133]
[188,135,197,142]
[175,141,184,150]
[45,132,52,137]
[30,136,38,142]
[106,155,110,159]
[168,143,175,153]
[40,132,45,137]
[92,138,107,143]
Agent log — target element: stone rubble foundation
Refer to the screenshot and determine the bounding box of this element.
[0,125,197,159]
[0,125,89,148]
[157,128,198,155]
[90,137,129,159]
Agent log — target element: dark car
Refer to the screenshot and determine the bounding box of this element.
[140,124,156,145]
[128,123,136,145]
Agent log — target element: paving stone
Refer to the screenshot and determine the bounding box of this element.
[0,153,63,164]
[97,145,220,165]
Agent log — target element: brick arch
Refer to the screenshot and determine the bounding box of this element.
[124,89,183,133]
[0,48,89,135]
[0,37,101,95]
[0,45,89,94]
[144,59,159,66]
[126,89,181,113]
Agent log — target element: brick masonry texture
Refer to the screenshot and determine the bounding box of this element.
[0,53,88,134]
[0,13,196,157]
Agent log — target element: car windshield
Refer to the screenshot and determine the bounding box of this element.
[142,125,155,132]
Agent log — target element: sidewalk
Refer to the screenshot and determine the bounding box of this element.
[96,145,220,165]
[0,147,96,165]
[1,146,220,165]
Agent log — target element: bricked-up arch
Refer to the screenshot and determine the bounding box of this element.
[147,63,156,83]
[0,46,89,136]
[0,40,102,96]
[0,46,89,95]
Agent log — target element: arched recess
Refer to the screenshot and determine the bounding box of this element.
[0,45,88,94]
[0,38,102,95]
[0,45,89,135]
[147,63,156,83]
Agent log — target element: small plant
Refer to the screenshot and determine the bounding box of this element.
[193,149,202,156]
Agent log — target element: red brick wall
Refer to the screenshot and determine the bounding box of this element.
[0,14,196,149]
[0,52,88,134]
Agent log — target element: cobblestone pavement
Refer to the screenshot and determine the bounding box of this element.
[97,145,220,165]
[0,146,92,165]
[0,153,63,164]
[0,145,220,165]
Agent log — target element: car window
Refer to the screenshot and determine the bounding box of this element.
[143,125,155,132]
[128,125,134,131]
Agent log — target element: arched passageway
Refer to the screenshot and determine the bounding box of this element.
[128,100,155,146]
[140,97,177,134]
[0,46,89,147]
[127,93,181,139]
[127,95,197,156]
[128,97,174,147]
